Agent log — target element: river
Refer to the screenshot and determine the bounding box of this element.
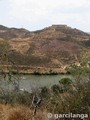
[0,74,72,92]
[16,74,72,92]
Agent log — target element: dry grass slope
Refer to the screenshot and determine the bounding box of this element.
[0,24,90,73]
[0,104,47,120]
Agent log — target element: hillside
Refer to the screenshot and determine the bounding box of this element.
[0,24,90,74]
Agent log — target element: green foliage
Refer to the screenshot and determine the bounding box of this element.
[59,77,72,85]
[67,65,89,77]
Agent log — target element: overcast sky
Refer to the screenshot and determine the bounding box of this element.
[0,0,90,32]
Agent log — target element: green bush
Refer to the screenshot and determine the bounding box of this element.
[59,77,72,85]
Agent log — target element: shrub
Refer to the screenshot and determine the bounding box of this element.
[51,84,62,94]
[40,86,49,98]
[59,77,72,85]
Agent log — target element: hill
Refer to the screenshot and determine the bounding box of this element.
[0,24,90,74]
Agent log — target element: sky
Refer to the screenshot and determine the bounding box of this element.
[0,0,90,32]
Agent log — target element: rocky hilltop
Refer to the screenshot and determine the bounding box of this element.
[0,24,90,74]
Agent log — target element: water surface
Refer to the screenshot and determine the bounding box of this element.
[0,74,72,92]
[19,74,72,92]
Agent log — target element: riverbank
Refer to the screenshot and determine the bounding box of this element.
[0,65,67,75]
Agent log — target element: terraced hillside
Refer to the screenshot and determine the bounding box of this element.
[0,25,90,73]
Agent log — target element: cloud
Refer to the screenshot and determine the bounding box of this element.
[8,0,90,31]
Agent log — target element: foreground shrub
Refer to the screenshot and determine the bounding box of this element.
[47,80,90,120]
[51,84,62,94]
[0,91,32,106]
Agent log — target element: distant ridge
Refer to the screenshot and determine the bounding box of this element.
[0,25,8,30]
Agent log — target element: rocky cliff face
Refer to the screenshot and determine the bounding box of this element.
[0,25,90,73]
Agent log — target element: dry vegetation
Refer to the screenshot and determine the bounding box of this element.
[0,67,89,120]
[0,25,90,120]
[0,104,48,120]
[0,24,90,73]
